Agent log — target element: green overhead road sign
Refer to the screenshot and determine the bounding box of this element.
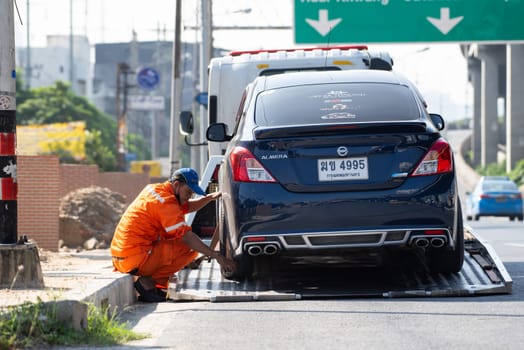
[294,0,524,44]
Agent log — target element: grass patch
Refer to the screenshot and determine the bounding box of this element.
[0,299,147,349]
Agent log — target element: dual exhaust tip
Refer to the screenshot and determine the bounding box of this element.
[412,237,447,248]
[246,243,280,256]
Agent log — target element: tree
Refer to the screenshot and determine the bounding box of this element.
[16,80,149,171]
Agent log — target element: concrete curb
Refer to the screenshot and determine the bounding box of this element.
[44,254,135,331]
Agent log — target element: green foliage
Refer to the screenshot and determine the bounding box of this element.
[85,129,117,171]
[475,161,507,177]
[509,159,524,185]
[0,300,147,349]
[15,79,153,171]
[17,81,117,148]
[475,159,524,186]
[127,133,152,161]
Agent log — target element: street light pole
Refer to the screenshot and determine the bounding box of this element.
[169,0,182,176]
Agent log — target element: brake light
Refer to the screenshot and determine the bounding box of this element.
[411,138,453,176]
[510,193,522,199]
[230,147,276,183]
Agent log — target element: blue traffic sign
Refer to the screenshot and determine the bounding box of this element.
[137,67,160,90]
[195,92,208,107]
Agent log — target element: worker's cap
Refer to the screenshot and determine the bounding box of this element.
[170,168,206,196]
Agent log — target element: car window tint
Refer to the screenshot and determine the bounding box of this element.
[482,181,518,191]
[255,83,420,126]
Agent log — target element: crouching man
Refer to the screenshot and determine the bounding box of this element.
[111,168,236,302]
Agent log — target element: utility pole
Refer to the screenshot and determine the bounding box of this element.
[25,0,31,89]
[199,0,212,174]
[169,0,182,176]
[0,0,18,244]
[116,62,131,172]
[69,0,74,92]
[0,0,43,288]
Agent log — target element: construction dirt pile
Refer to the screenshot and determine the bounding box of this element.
[59,186,128,250]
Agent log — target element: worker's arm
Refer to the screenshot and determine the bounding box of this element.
[186,192,221,213]
[181,230,236,272]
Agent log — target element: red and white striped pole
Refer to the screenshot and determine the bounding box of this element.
[0,0,18,244]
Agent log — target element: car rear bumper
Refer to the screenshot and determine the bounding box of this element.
[223,174,458,257]
[238,227,451,257]
[476,200,523,216]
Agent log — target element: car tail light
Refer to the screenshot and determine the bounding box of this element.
[424,229,446,235]
[230,147,276,182]
[509,193,522,199]
[411,138,453,176]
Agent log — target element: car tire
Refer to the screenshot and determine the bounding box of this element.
[474,215,479,221]
[519,215,523,222]
[428,201,465,274]
[218,199,254,281]
[466,215,472,221]
[509,216,515,221]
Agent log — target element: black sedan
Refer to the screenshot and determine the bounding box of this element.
[207,69,464,280]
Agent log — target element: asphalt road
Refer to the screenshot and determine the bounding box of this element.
[111,130,523,350]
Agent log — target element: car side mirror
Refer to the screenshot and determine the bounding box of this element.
[180,111,194,135]
[207,123,231,142]
[429,113,445,131]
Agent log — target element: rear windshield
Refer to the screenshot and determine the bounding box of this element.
[255,83,421,126]
[482,181,518,191]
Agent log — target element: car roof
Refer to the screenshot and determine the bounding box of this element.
[256,69,410,90]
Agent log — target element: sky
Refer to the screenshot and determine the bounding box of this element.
[12,0,471,120]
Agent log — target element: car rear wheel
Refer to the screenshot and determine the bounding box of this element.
[428,201,465,274]
[218,200,254,281]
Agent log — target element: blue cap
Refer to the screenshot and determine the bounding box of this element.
[171,168,206,196]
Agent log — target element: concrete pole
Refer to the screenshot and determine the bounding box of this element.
[169,0,182,175]
[478,46,499,166]
[468,57,482,167]
[25,0,31,89]
[199,0,212,174]
[0,0,18,244]
[506,44,524,172]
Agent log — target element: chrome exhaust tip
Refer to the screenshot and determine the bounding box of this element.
[247,245,263,256]
[430,237,446,248]
[414,237,430,248]
[263,244,279,256]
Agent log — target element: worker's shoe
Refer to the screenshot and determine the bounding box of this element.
[134,276,167,303]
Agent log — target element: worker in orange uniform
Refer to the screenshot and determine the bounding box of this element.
[111,168,236,302]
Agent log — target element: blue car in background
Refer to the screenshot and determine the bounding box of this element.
[466,176,523,221]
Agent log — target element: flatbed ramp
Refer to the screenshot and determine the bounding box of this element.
[168,230,512,302]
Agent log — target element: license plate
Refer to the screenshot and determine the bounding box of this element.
[318,157,369,181]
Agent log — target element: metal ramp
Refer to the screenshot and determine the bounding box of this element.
[168,230,512,302]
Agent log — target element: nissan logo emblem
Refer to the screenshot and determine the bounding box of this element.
[337,146,348,157]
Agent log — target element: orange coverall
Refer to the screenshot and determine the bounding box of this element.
[111,181,198,288]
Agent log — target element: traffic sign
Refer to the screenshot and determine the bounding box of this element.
[136,67,160,90]
[294,0,524,44]
[195,92,208,107]
[128,95,165,111]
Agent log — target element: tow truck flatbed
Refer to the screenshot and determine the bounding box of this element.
[168,227,512,302]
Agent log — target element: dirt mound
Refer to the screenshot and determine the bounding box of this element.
[59,186,127,250]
